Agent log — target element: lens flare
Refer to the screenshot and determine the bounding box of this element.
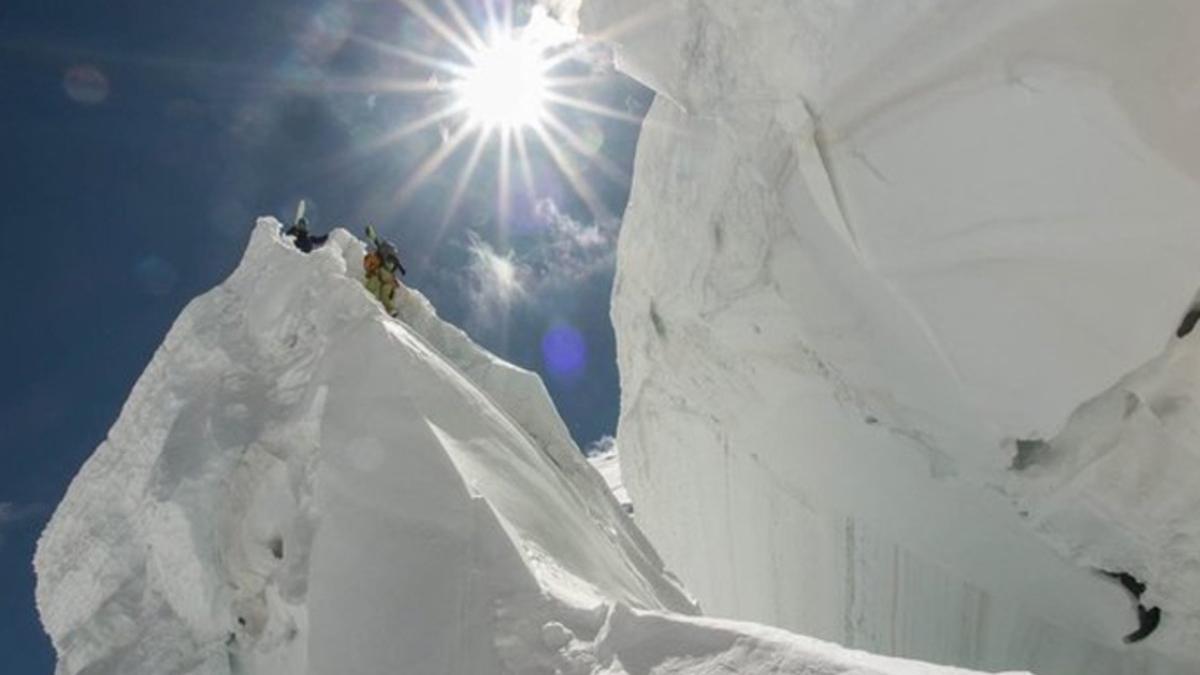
[541,323,587,382]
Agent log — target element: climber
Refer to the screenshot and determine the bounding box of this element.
[363,225,406,317]
[284,216,329,254]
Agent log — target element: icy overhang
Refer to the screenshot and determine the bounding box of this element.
[580,0,1200,443]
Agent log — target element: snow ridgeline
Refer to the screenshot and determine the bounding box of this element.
[573,0,1200,672]
[34,221,1013,675]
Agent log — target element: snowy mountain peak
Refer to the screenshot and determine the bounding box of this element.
[37,220,1020,675]
[34,220,692,674]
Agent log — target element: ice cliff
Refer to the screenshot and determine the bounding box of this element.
[35,221,1015,675]
[577,0,1200,673]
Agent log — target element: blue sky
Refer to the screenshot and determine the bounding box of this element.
[0,1,651,671]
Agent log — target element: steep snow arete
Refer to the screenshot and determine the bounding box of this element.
[577,0,1200,672]
[34,222,1016,675]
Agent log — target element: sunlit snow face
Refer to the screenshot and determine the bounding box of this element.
[455,35,548,131]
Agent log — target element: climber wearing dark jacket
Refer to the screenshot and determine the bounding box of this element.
[284,217,329,254]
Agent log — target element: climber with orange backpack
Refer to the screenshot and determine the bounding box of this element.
[363,225,406,317]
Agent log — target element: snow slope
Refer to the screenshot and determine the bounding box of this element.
[586,440,631,513]
[577,0,1200,672]
[35,221,1015,675]
[34,221,689,675]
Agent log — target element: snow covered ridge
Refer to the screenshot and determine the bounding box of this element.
[34,221,1014,675]
[34,221,689,674]
[578,0,1200,672]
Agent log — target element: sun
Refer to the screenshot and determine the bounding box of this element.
[342,1,664,227]
[455,34,549,131]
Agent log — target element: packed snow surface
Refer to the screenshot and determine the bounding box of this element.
[35,221,1015,675]
[578,0,1200,673]
[1011,321,1200,646]
[586,439,631,513]
[35,222,687,674]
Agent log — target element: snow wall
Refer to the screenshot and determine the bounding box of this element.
[575,0,1200,673]
[35,222,1024,675]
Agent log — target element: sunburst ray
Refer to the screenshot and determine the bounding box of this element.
[539,114,629,185]
[352,0,671,256]
[393,120,476,207]
[395,0,477,60]
[437,0,487,52]
[532,124,609,220]
[351,33,468,77]
[497,127,513,230]
[544,91,647,125]
[513,128,539,204]
[442,129,492,227]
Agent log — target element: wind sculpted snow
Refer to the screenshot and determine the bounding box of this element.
[35,221,1022,675]
[1007,324,1200,650]
[34,221,694,675]
[577,0,1200,672]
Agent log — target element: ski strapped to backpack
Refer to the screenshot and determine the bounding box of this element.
[365,225,406,276]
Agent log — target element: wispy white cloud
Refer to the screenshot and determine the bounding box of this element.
[536,198,609,247]
[584,434,616,458]
[528,3,618,73]
[527,197,618,286]
[1,502,19,523]
[523,5,580,49]
[465,232,529,320]
[461,198,617,319]
[0,502,41,548]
